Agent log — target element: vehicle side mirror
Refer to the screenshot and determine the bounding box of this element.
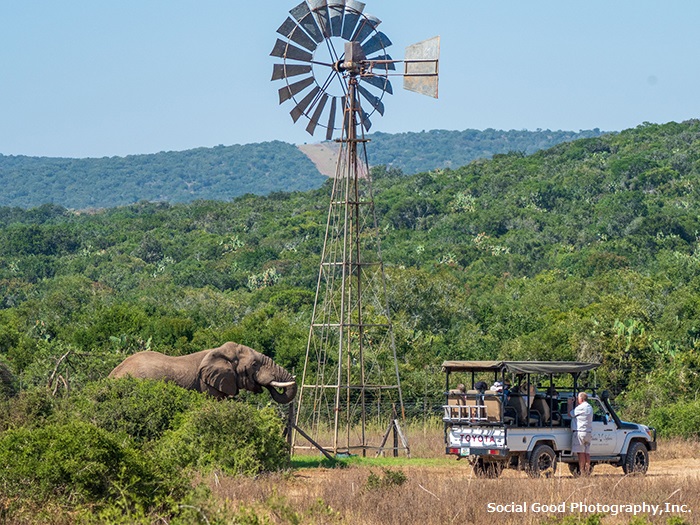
[601,390,610,401]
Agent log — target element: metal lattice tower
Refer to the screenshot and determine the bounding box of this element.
[270,0,439,456]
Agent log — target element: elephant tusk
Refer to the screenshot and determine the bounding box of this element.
[269,380,296,388]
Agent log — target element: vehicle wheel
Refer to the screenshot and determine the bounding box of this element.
[527,444,557,478]
[568,462,594,477]
[473,458,503,478]
[623,441,649,475]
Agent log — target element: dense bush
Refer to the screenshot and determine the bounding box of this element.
[68,378,206,444]
[0,421,178,506]
[647,400,700,439]
[0,387,58,432]
[156,400,290,476]
[0,359,15,398]
[0,379,292,521]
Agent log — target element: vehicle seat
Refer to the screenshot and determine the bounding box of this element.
[507,394,539,426]
[531,396,551,425]
[483,390,502,423]
[466,390,488,421]
[506,395,526,425]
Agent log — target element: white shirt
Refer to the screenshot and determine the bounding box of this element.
[570,401,593,433]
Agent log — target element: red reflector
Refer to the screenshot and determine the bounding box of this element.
[488,449,499,455]
[449,448,460,455]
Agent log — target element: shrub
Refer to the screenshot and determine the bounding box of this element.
[364,468,408,491]
[647,400,700,438]
[0,387,58,432]
[69,377,206,444]
[156,400,290,476]
[0,421,171,506]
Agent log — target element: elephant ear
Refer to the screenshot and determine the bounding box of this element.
[199,350,238,397]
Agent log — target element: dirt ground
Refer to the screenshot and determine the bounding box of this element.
[291,456,700,483]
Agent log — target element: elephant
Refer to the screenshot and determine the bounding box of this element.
[108,342,297,404]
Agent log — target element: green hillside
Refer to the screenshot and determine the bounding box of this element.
[0,141,325,209]
[367,127,606,174]
[0,128,605,209]
[2,120,699,427]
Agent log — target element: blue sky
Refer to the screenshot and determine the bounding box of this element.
[1,1,698,158]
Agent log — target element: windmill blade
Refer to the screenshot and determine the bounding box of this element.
[357,84,384,116]
[361,111,372,132]
[272,63,312,81]
[279,76,315,104]
[361,31,391,57]
[352,13,380,44]
[306,93,330,136]
[326,96,338,140]
[328,1,345,37]
[362,74,393,95]
[341,0,365,40]
[270,39,313,63]
[366,54,396,71]
[277,17,318,52]
[291,86,321,122]
[290,1,324,43]
[308,0,331,38]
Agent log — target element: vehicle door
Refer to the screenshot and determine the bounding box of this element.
[589,398,618,455]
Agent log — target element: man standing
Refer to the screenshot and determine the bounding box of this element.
[569,391,593,475]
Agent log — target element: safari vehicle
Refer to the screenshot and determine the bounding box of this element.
[442,361,656,478]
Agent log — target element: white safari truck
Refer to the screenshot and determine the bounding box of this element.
[442,361,657,477]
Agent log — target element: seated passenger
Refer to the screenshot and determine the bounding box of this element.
[449,383,467,396]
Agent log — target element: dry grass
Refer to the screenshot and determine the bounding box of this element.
[206,429,700,525]
[652,437,700,461]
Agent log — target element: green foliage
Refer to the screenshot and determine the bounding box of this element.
[647,400,700,439]
[0,387,58,432]
[0,378,293,522]
[0,142,324,209]
[0,359,15,398]
[2,120,700,439]
[69,378,206,444]
[0,421,166,506]
[368,128,606,175]
[155,400,290,476]
[364,468,408,491]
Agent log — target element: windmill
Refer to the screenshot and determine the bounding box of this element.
[271,0,439,457]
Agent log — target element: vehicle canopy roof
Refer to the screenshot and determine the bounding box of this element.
[441,360,600,375]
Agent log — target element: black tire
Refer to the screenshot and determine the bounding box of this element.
[527,444,557,478]
[568,462,594,477]
[623,441,649,475]
[473,458,503,479]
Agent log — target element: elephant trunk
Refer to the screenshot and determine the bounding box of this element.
[259,354,297,404]
[265,382,297,404]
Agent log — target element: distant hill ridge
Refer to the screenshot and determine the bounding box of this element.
[0,128,605,209]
